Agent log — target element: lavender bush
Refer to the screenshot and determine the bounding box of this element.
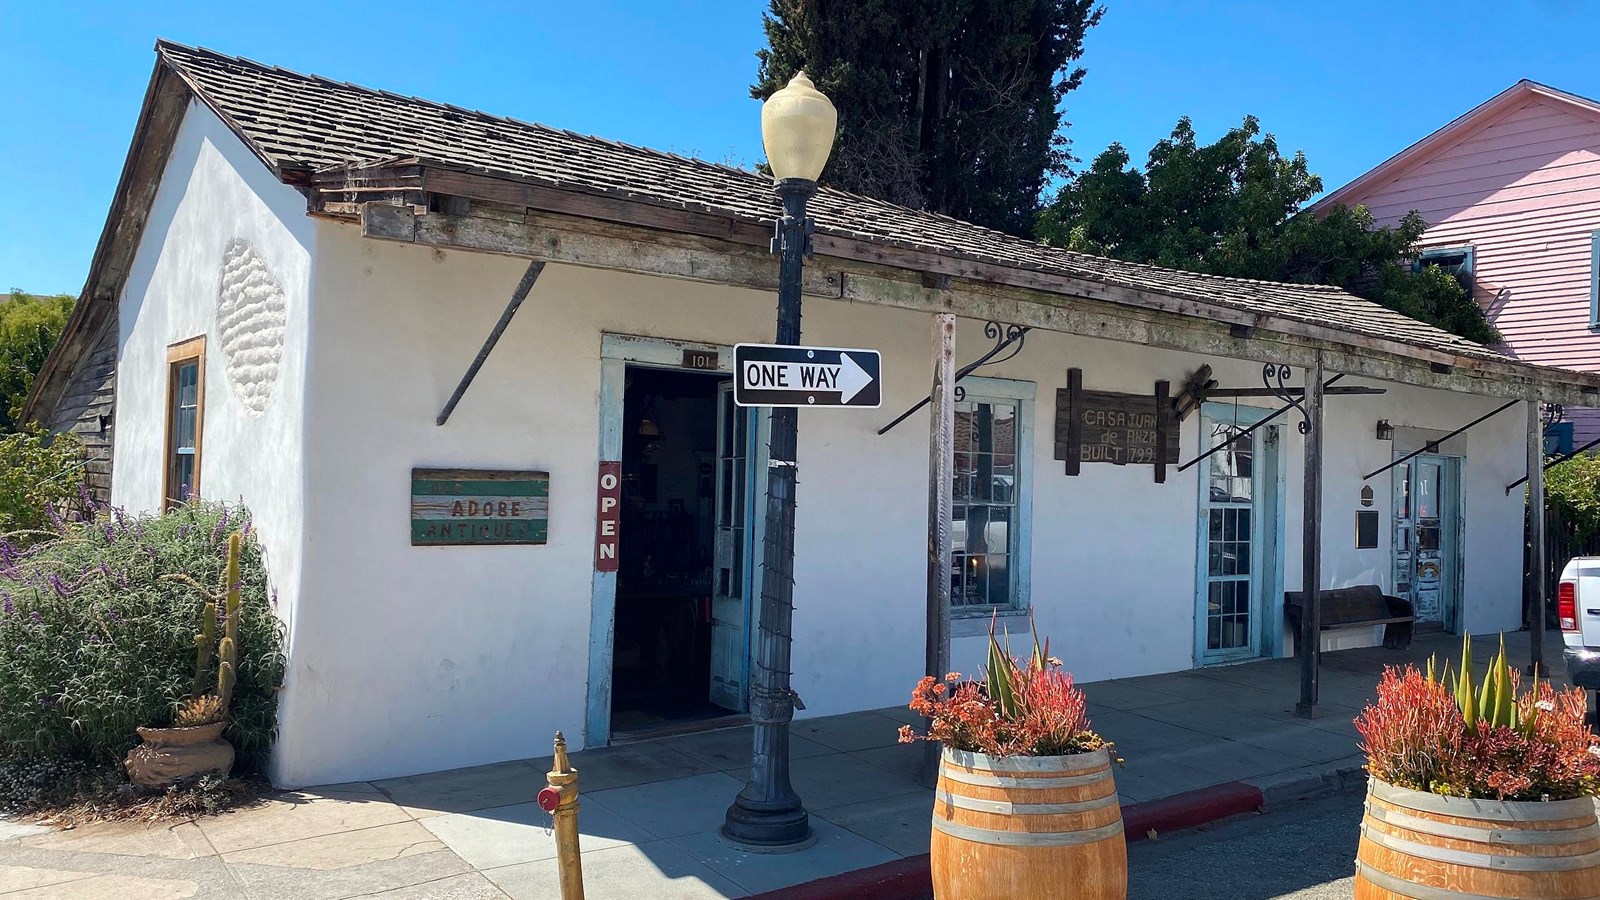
[0,499,284,803]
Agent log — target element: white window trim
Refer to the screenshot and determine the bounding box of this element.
[949,375,1034,631]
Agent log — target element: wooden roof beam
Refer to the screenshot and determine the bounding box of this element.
[356,202,1600,408]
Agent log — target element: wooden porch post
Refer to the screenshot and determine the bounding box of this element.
[1297,352,1325,718]
[924,313,956,782]
[1528,399,1547,675]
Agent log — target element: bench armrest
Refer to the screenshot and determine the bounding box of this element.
[1382,594,1415,620]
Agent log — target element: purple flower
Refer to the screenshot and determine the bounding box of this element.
[107,609,120,622]
[89,633,102,644]
[29,610,41,625]
[112,505,127,528]
[103,522,115,543]
[46,503,64,531]
[177,524,193,540]
[211,507,231,545]
[1,594,11,615]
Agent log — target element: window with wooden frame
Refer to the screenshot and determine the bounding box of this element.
[164,337,206,509]
[950,376,1034,616]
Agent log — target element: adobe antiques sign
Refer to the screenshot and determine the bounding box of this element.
[411,468,549,546]
[1054,368,1178,483]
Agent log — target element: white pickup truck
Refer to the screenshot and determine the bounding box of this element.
[1559,557,1600,689]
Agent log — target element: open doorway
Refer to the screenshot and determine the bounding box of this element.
[610,365,755,736]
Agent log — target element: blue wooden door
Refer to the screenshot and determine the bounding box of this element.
[1196,405,1283,665]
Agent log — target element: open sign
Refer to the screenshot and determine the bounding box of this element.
[595,461,622,572]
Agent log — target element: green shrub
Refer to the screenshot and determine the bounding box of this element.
[0,426,84,533]
[1548,451,1600,539]
[0,500,285,791]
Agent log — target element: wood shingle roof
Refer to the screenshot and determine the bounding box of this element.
[154,40,1514,365]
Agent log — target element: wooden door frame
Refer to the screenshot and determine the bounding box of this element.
[1193,401,1287,666]
[584,333,767,747]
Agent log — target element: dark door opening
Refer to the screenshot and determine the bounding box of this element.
[611,365,749,735]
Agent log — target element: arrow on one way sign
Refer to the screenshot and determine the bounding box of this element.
[733,344,883,408]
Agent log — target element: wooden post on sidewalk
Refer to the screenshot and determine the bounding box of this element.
[1297,353,1325,719]
[923,313,956,783]
[1528,399,1547,675]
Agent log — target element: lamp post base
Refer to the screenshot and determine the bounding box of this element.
[720,796,811,849]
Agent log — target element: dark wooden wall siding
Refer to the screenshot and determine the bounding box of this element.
[45,317,116,502]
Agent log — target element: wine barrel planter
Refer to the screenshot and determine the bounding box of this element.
[1356,777,1600,899]
[931,746,1126,900]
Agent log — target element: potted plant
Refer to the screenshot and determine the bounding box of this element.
[1353,634,1600,898]
[125,532,244,788]
[899,618,1125,900]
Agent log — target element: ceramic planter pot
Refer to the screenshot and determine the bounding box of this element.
[931,745,1126,900]
[1355,776,1600,899]
[124,721,234,788]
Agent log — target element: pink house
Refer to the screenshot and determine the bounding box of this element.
[1314,80,1600,446]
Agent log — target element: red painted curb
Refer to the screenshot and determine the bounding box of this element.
[1122,780,1264,842]
[748,854,931,900]
[750,781,1266,900]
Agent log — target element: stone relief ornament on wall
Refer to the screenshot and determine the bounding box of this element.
[215,238,287,417]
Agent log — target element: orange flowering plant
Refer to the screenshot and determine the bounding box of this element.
[1355,634,1600,801]
[898,615,1111,757]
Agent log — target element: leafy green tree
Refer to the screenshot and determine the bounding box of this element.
[1548,452,1600,542]
[1037,117,1499,344]
[0,291,74,432]
[0,427,83,532]
[754,0,1103,236]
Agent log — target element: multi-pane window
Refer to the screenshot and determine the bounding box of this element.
[164,337,206,509]
[951,379,1032,612]
[1204,424,1255,652]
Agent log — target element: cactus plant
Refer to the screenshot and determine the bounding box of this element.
[215,532,242,715]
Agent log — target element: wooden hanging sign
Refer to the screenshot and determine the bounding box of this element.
[1054,369,1177,482]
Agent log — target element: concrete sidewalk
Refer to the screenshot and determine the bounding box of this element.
[0,631,1567,899]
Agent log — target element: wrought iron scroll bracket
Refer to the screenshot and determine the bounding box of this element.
[878,321,1030,435]
[1263,363,1312,435]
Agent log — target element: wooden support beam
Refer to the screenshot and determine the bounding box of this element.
[1154,380,1169,484]
[355,202,1600,408]
[1298,353,1326,719]
[1528,400,1548,675]
[924,312,955,783]
[436,261,544,425]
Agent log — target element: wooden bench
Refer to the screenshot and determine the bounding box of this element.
[1284,585,1416,655]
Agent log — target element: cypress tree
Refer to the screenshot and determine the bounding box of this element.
[753,0,1103,236]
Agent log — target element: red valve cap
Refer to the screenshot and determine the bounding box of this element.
[536,786,562,813]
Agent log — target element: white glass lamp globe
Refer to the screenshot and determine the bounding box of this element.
[761,71,838,183]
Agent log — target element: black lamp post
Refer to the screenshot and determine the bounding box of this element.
[721,71,837,850]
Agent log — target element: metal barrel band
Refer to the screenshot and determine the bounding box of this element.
[935,789,1120,817]
[1369,780,1597,823]
[940,768,1112,790]
[943,747,1111,773]
[1365,802,1600,846]
[931,814,1124,847]
[1355,861,1501,900]
[1361,823,1600,872]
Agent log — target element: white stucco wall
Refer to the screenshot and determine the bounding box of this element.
[103,105,1534,786]
[110,100,313,772]
[266,218,1532,785]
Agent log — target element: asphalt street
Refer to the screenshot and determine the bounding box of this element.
[1127,786,1364,900]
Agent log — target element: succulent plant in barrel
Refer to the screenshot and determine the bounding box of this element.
[900,616,1126,900]
[1351,634,1600,897]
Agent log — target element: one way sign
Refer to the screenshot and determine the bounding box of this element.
[734,343,883,409]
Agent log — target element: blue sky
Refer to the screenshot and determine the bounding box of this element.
[3,0,1599,294]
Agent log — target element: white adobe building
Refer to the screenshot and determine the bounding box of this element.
[26,42,1600,787]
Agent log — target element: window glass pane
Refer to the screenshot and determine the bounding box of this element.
[948,394,1024,608]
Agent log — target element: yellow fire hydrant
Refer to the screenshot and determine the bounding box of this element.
[536,731,584,900]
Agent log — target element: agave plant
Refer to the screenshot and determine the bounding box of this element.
[1426,632,1537,736]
